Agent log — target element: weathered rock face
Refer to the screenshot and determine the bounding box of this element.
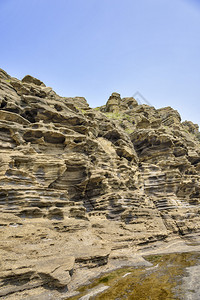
[0,69,200,299]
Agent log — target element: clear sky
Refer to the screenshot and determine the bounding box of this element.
[1,0,200,127]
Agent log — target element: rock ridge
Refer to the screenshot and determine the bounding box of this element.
[0,69,200,299]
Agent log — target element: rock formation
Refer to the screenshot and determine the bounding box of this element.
[0,69,200,299]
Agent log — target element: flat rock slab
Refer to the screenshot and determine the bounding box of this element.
[79,285,110,300]
[181,264,200,300]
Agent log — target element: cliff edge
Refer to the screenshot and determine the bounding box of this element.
[0,69,200,299]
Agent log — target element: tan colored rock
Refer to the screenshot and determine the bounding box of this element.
[22,75,46,87]
[105,92,121,112]
[0,71,200,299]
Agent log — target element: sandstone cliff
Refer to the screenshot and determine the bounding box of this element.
[0,69,200,299]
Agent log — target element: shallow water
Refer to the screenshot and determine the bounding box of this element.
[69,252,200,300]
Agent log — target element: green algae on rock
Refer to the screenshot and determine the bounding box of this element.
[68,252,200,300]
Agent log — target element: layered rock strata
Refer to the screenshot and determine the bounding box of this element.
[0,69,200,299]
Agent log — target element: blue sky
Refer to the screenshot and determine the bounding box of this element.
[1,0,200,126]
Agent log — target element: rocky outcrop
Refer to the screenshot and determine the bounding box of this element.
[0,69,200,299]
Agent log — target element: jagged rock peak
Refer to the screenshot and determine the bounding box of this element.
[105,92,138,112]
[0,68,11,80]
[182,120,199,134]
[22,74,46,87]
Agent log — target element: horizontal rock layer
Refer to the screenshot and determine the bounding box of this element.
[0,70,200,299]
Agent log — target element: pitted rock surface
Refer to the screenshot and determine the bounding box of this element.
[0,69,200,299]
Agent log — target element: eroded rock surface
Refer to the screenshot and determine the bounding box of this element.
[0,70,200,299]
